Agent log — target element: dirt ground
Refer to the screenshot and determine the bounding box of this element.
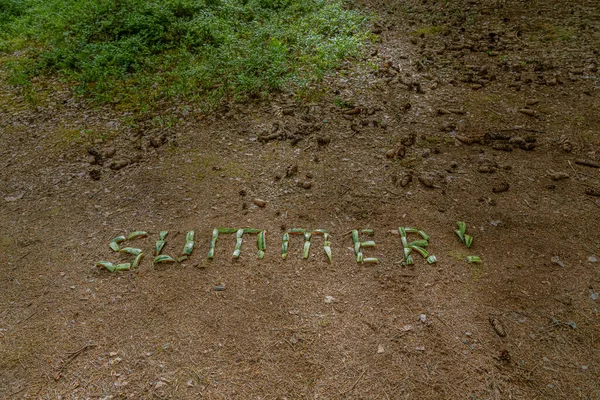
[1,0,599,398]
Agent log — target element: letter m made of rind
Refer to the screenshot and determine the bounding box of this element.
[282,229,332,263]
[208,228,266,259]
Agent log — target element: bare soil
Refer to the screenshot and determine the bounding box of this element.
[1,0,599,398]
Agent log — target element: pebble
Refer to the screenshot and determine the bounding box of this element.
[324,295,336,303]
[489,317,506,337]
[551,256,565,268]
[102,146,116,158]
[386,146,406,159]
[509,136,526,147]
[400,174,412,187]
[214,285,226,291]
[297,181,312,190]
[560,141,573,153]
[89,167,102,181]
[492,143,513,152]
[286,164,298,177]
[401,133,416,146]
[419,314,427,323]
[110,159,129,170]
[492,182,510,193]
[549,172,569,181]
[317,134,331,146]
[418,175,435,188]
[589,255,598,263]
[150,136,164,148]
[585,187,600,196]
[518,108,536,117]
[478,164,495,173]
[521,142,536,151]
[344,107,361,115]
[253,198,267,207]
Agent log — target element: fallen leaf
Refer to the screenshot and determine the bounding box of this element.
[4,192,24,202]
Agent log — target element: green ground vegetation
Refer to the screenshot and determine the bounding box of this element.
[0,0,370,108]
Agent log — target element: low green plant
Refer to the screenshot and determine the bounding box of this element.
[0,0,370,108]
[411,25,445,36]
[333,96,353,108]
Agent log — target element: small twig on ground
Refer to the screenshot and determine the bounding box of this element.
[575,159,600,169]
[282,338,296,352]
[493,127,546,134]
[340,185,351,196]
[17,251,32,261]
[568,161,597,187]
[11,251,32,271]
[54,344,96,380]
[7,387,26,397]
[568,160,583,182]
[433,313,452,329]
[585,198,600,208]
[569,165,600,181]
[338,368,367,396]
[16,310,37,324]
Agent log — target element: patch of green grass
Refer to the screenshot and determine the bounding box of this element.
[49,126,113,148]
[424,135,452,145]
[532,23,575,42]
[400,156,420,169]
[411,25,445,36]
[333,96,353,108]
[296,86,326,103]
[0,0,370,108]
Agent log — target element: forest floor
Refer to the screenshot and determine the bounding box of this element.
[1,0,599,398]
